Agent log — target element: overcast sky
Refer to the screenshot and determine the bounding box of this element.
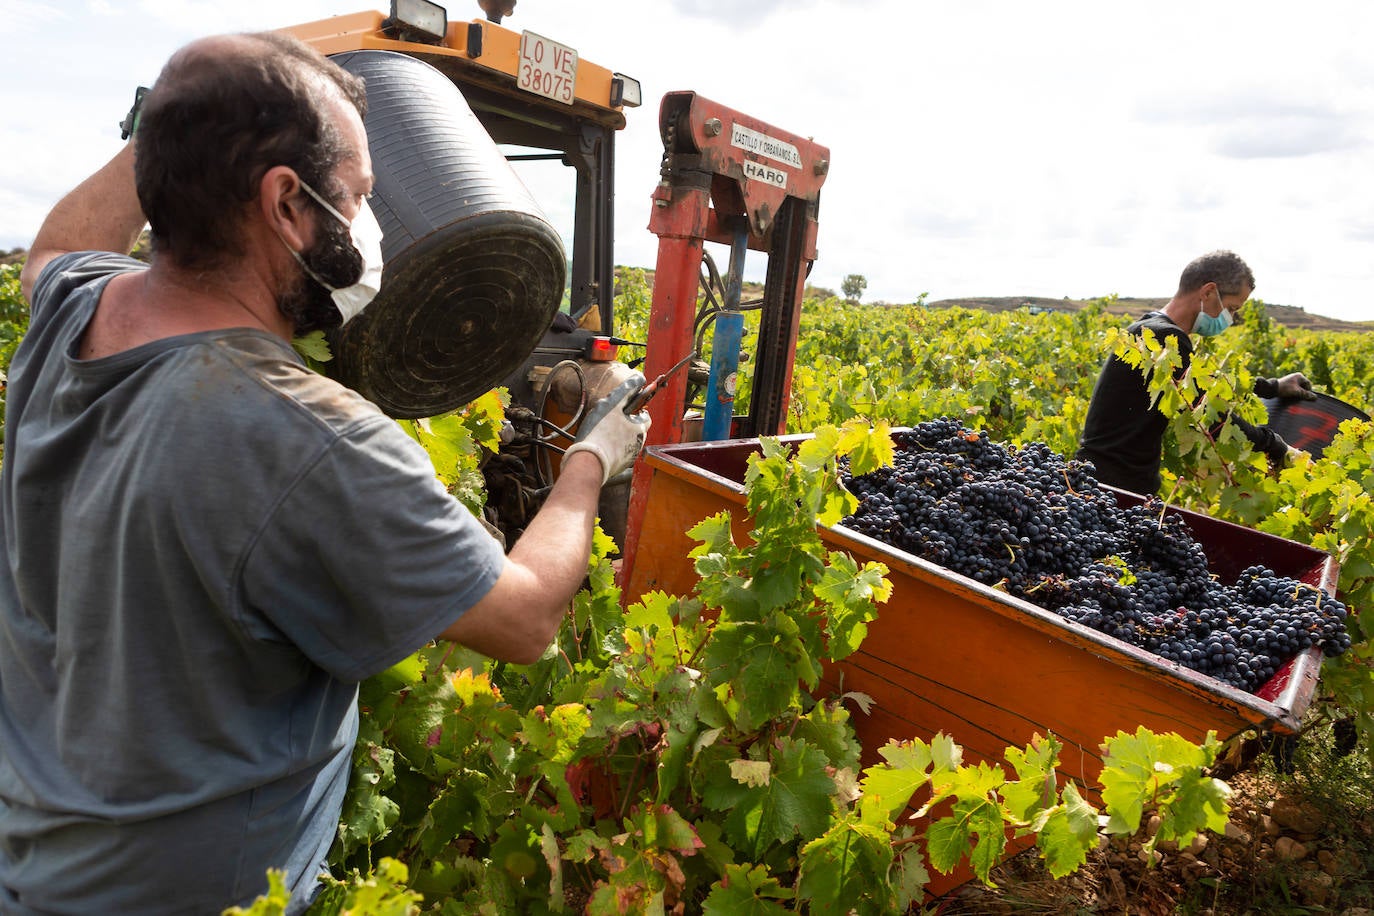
[4,0,1374,322]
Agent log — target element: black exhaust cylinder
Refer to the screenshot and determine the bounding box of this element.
[327,50,566,419]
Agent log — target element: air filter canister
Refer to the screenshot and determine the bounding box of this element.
[327,50,566,419]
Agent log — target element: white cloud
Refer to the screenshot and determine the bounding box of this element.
[3,0,1374,322]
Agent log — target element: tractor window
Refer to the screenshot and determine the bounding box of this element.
[503,145,576,314]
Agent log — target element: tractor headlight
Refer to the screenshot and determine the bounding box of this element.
[385,0,447,44]
[611,73,642,108]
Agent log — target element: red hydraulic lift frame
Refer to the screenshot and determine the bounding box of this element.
[620,91,830,586]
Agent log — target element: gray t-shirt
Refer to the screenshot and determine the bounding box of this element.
[0,252,506,913]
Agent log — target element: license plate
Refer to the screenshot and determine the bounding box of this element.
[518,31,578,105]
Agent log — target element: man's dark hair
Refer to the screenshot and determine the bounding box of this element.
[1177,250,1255,297]
[134,32,368,271]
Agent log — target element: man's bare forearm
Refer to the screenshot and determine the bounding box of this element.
[437,450,606,662]
[21,142,145,303]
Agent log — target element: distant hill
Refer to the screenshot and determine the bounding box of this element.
[924,295,1373,334]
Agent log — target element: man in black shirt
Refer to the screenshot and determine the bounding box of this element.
[1077,250,1314,494]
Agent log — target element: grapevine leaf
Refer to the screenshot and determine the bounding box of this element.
[797,817,895,915]
[540,823,564,909]
[1156,774,1231,849]
[731,759,772,788]
[707,738,835,857]
[701,864,794,915]
[1036,783,1099,878]
[792,699,862,771]
[223,868,292,915]
[700,618,809,731]
[797,425,842,472]
[999,734,1061,824]
[860,740,936,822]
[688,512,738,560]
[814,552,891,660]
[624,590,681,634]
[336,779,400,857]
[290,329,332,363]
[930,732,964,773]
[892,829,932,910]
[418,777,489,856]
[925,793,1007,882]
[837,418,896,477]
[520,702,592,766]
[1100,727,1222,837]
[817,484,858,528]
[631,804,706,857]
[1098,728,1159,834]
[565,827,611,864]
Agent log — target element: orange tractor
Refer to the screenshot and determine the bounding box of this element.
[285,0,830,558]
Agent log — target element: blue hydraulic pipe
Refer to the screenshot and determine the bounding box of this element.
[702,311,744,440]
[702,224,750,440]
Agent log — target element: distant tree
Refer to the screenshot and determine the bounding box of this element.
[841,273,867,303]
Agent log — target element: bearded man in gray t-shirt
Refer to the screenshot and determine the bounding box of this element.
[0,32,648,915]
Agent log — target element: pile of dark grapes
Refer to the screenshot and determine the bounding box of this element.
[839,418,1352,693]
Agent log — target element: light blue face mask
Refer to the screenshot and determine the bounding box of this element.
[1192,292,1234,337]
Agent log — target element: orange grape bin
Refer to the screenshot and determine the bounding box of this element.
[621,434,1333,896]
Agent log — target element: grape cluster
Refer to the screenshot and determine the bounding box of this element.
[839,418,1353,693]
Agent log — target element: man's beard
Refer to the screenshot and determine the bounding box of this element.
[277,214,364,336]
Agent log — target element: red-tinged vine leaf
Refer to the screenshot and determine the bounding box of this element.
[540,823,563,910]
[587,883,661,916]
[628,804,705,857]
[1035,783,1099,878]
[701,863,794,915]
[797,817,895,916]
[814,552,891,660]
[385,675,454,771]
[706,737,836,858]
[860,740,936,823]
[564,828,611,865]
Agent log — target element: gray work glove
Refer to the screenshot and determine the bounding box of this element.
[564,374,652,485]
[1276,372,1317,401]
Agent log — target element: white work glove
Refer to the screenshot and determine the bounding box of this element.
[1276,372,1317,401]
[564,374,652,485]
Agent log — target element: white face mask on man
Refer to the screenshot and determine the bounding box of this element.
[288,180,385,324]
